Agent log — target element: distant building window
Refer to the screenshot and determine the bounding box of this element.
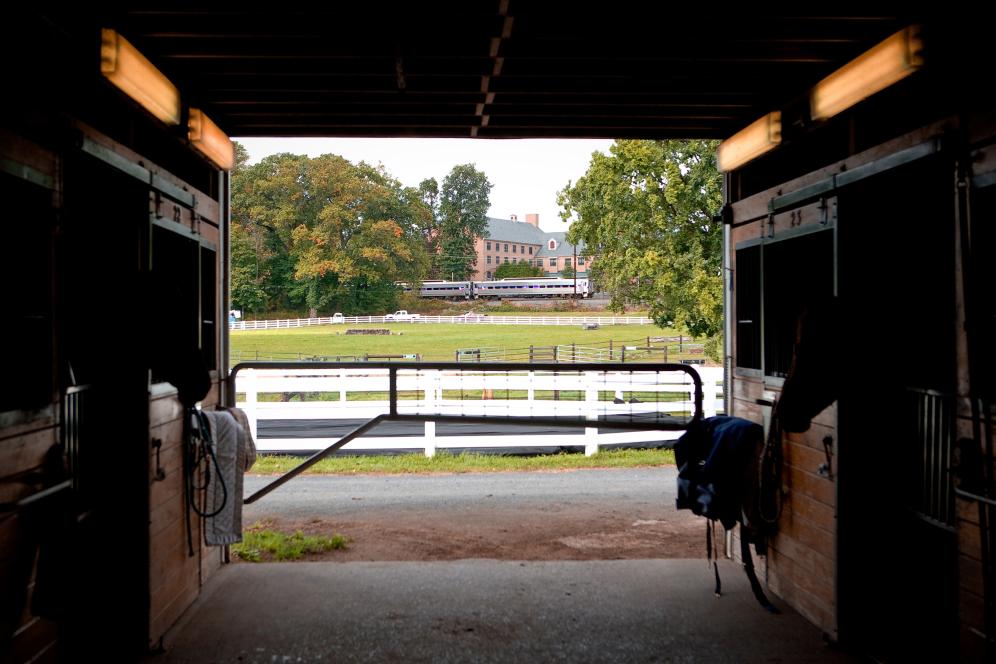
[486,256,492,264]
[504,243,509,251]
[549,258,557,267]
[512,245,517,253]
[528,247,533,255]
[504,257,509,264]
[578,256,585,265]
[521,245,525,254]
[513,258,518,264]
[548,239,557,250]
[486,271,492,279]
[486,242,491,250]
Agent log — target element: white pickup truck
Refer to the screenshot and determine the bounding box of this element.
[384,310,421,322]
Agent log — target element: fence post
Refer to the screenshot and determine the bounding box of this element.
[241,371,259,441]
[703,376,717,418]
[679,335,683,352]
[424,421,436,458]
[423,370,437,457]
[529,345,533,362]
[584,371,599,456]
[609,339,613,360]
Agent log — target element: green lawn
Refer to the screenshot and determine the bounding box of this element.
[231,322,683,363]
[249,448,676,475]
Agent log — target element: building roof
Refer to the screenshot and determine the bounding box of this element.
[485,217,547,244]
[483,219,587,258]
[533,232,585,258]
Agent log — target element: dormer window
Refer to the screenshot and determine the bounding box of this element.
[548,239,557,251]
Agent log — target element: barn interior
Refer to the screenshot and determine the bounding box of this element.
[1,6,992,662]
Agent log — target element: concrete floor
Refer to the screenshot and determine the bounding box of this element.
[152,560,856,663]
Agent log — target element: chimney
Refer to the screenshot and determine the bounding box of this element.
[525,213,540,227]
[510,214,518,221]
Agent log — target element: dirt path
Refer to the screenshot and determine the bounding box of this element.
[242,468,706,562]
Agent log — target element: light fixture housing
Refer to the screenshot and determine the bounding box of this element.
[810,26,923,121]
[188,108,234,171]
[717,112,782,173]
[100,28,180,126]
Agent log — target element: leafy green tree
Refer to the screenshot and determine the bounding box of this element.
[229,223,268,315]
[230,149,308,313]
[559,139,723,348]
[560,262,575,279]
[417,177,441,260]
[230,143,431,315]
[438,164,492,280]
[494,262,543,279]
[288,156,430,313]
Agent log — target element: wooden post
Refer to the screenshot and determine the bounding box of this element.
[585,371,599,456]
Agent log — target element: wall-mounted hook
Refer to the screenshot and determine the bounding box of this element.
[152,437,166,481]
[817,434,834,479]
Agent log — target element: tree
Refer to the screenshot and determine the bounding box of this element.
[229,143,432,315]
[438,164,492,280]
[417,177,441,258]
[230,149,308,313]
[288,156,430,313]
[559,139,723,347]
[494,262,543,279]
[560,262,575,279]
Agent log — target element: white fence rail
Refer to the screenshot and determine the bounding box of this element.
[230,314,653,330]
[235,366,723,456]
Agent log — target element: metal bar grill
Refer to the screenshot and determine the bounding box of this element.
[907,387,955,529]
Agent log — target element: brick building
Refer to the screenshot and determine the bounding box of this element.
[471,213,592,280]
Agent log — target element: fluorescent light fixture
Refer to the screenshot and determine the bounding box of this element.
[811,26,923,121]
[188,108,234,170]
[717,111,782,172]
[100,28,180,126]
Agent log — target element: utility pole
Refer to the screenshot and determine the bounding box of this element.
[573,244,577,298]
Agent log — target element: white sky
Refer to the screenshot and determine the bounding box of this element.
[235,137,614,232]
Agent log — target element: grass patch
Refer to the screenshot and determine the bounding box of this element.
[231,520,350,562]
[249,448,676,476]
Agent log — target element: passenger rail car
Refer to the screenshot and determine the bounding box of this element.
[398,278,590,299]
[473,277,589,299]
[398,281,473,299]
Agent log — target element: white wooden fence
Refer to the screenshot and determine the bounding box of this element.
[230,314,653,330]
[235,366,723,456]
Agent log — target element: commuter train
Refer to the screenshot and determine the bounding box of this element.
[398,278,590,299]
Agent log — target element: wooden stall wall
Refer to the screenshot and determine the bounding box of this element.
[1,119,228,662]
[728,203,839,637]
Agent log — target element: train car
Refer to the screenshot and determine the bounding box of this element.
[398,280,473,299]
[472,277,589,299]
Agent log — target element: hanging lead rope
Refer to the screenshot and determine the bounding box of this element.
[183,408,229,557]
